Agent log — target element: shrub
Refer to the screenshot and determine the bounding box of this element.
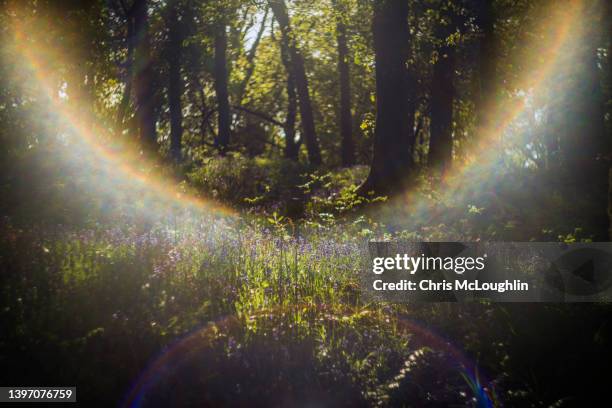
[187,153,309,211]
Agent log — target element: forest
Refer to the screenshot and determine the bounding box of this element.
[0,0,611,406]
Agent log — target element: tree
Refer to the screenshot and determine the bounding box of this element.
[132,0,158,151]
[358,0,415,195]
[214,19,231,155]
[236,6,269,103]
[472,0,497,137]
[114,1,135,128]
[557,1,609,240]
[269,0,322,165]
[334,0,355,166]
[279,31,300,160]
[428,5,457,173]
[166,1,184,162]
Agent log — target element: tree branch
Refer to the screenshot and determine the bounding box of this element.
[237,6,269,102]
[231,105,285,128]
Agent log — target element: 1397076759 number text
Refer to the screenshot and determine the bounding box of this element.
[0,387,76,402]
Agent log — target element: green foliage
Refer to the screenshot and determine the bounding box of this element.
[300,166,388,225]
[3,210,611,405]
[1,0,611,406]
[187,152,308,209]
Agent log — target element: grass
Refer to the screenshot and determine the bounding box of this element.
[1,157,612,407]
[0,213,491,406]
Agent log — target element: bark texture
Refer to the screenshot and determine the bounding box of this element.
[335,1,355,166]
[214,23,231,154]
[270,0,322,165]
[133,0,158,150]
[428,19,456,172]
[167,3,184,162]
[359,0,415,195]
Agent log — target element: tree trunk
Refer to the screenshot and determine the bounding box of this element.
[358,0,414,195]
[270,0,322,166]
[428,24,456,172]
[214,22,231,154]
[132,0,157,151]
[280,34,299,160]
[560,2,609,240]
[335,2,355,166]
[473,0,497,135]
[237,7,269,103]
[117,18,134,126]
[606,0,612,240]
[167,4,183,162]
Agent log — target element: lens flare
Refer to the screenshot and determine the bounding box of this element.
[5,0,586,227]
[123,307,496,407]
[2,2,590,406]
[7,7,237,221]
[396,0,586,228]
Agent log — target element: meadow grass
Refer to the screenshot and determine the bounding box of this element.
[1,162,611,406]
[1,212,502,406]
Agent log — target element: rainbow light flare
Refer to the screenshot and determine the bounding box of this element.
[7,8,237,221]
[400,0,586,227]
[5,0,585,227]
[2,2,588,405]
